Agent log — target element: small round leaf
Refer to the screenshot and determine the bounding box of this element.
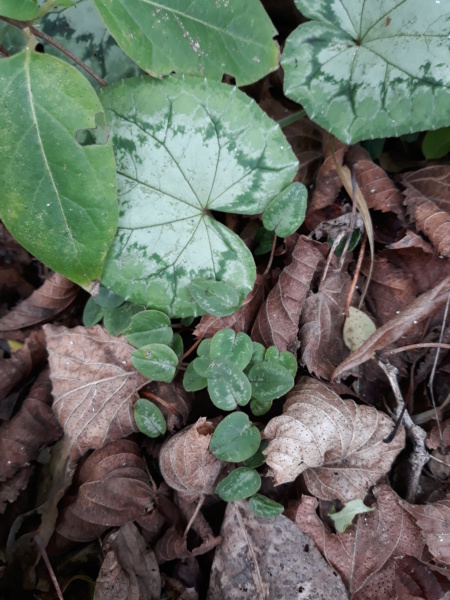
[207,361,252,410]
[131,343,178,382]
[197,338,212,357]
[95,284,125,308]
[248,494,284,518]
[125,310,173,348]
[189,279,240,317]
[250,397,273,417]
[83,297,105,327]
[183,361,208,392]
[249,362,294,402]
[169,333,184,358]
[262,182,307,238]
[210,412,260,462]
[134,398,166,438]
[103,302,144,337]
[215,467,261,502]
[210,329,253,370]
[243,440,269,468]
[193,356,212,378]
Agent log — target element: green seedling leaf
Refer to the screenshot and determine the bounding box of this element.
[249,362,294,402]
[100,76,298,317]
[134,398,166,438]
[83,297,105,327]
[210,412,260,462]
[197,338,212,357]
[264,346,279,362]
[343,307,377,353]
[192,356,212,379]
[38,0,141,87]
[251,342,266,364]
[95,284,125,308]
[329,499,374,533]
[249,494,284,518]
[422,127,450,159]
[283,0,450,144]
[0,0,39,20]
[210,329,253,370]
[207,361,252,410]
[0,50,117,291]
[93,0,278,86]
[181,316,195,327]
[262,182,307,238]
[264,348,298,378]
[250,396,273,417]
[254,228,275,255]
[243,440,269,468]
[125,310,173,348]
[183,361,208,392]
[215,467,261,502]
[189,279,240,317]
[331,229,362,257]
[131,343,178,382]
[169,333,184,358]
[103,303,144,337]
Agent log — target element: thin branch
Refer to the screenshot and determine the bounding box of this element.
[262,232,277,278]
[381,342,450,357]
[0,16,107,87]
[140,389,179,416]
[345,233,366,317]
[35,534,64,600]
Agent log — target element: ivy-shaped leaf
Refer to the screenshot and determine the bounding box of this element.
[283,0,450,143]
[210,412,260,462]
[0,50,117,290]
[101,75,297,317]
[93,0,279,85]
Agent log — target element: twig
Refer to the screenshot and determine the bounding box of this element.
[377,358,428,503]
[344,233,367,317]
[381,342,450,357]
[179,336,202,363]
[35,534,64,600]
[262,232,277,278]
[183,495,205,539]
[140,390,179,416]
[0,16,107,87]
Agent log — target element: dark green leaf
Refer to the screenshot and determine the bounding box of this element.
[183,361,208,392]
[125,310,173,348]
[134,398,166,438]
[210,412,260,462]
[169,333,184,358]
[131,343,178,382]
[192,356,212,378]
[197,338,212,357]
[243,440,269,468]
[262,182,307,237]
[422,127,450,159]
[249,494,284,518]
[215,467,261,502]
[254,227,275,255]
[264,348,298,378]
[210,329,253,370]
[207,361,252,410]
[248,362,294,402]
[250,396,273,417]
[189,280,240,317]
[95,284,125,308]
[331,229,361,257]
[83,296,105,326]
[103,302,143,337]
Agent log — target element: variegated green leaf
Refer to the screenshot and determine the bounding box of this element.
[101,76,298,317]
[283,0,450,143]
[0,0,38,20]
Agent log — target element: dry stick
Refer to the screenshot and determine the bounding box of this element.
[140,389,179,416]
[263,232,278,278]
[179,336,202,363]
[344,233,367,317]
[35,534,64,600]
[339,172,358,264]
[0,16,107,87]
[381,342,450,357]
[377,359,429,503]
[183,495,205,539]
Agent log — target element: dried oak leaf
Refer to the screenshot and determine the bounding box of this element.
[0,272,78,336]
[94,521,161,600]
[299,266,351,380]
[293,485,424,600]
[264,377,404,502]
[395,556,450,600]
[332,275,450,380]
[401,494,450,566]
[251,236,327,351]
[55,440,155,545]
[44,324,147,460]
[207,499,348,600]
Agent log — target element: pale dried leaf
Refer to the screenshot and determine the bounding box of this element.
[252,236,327,351]
[293,485,424,600]
[387,230,435,254]
[426,420,450,451]
[159,418,226,501]
[44,324,147,460]
[264,378,404,501]
[207,500,348,600]
[94,522,161,600]
[332,275,450,380]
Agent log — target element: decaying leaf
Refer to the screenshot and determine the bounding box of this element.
[94,522,161,600]
[207,500,348,600]
[293,485,424,600]
[343,307,376,353]
[264,378,404,501]
[44,324,147,460]
[159,418,226,501]
[252,236,326,351]
[395,556,450,600]
[307,135,347,213]
[403,165,450,211]
[140,379,192,433]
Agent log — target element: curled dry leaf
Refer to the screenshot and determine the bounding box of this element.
[264,378,404,502]
[395,556,450,600]
[141,379,192,433]
[332,275,450,380]
[0,272,78,336]
[293,485,424,600]
[159,418,226,501]
[387,230,435,254]
[94,522,161,600]
[403,165,450,210]
[44,324,147,460]
[307,134,347,213]
[251,236,327,351]
[154,525,192,563]
[207,500,348,600]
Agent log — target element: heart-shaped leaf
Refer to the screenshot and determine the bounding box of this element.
[100,75,298,317]
[248,494,284,518]
[262,182,307,238]
[207,361,252,410]
[210,412,260,462]
[248,362,294,402]
[131,343,178,382]
[92,0,279,85]
[210,329,253,370]
[215,467,261,502]
[189,279,240,317]
[134,398,166,438]
[125,310,173,348]
[283,0,450,143]
[183,361,208,392]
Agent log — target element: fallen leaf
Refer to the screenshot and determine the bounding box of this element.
[332,275,450,380]
[94,522,161,600]
[162,575,199,600]
[251,236,327,351]
[264,377,404,501]
[44,324,147,460]
[387,230,435,254]
[308,135,347,213]
[207,500,348,599]
[154,525,192,563]
[426,420,450,451]
[403,165,450,211]
[0,465,32,513]
[395,556,450,600]
[293,485,424,600]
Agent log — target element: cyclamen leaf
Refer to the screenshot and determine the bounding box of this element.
[103,303,143,337]
[100,76,297,317]
[248,362,294,402]
[210,329,253,370]
[189,279,240,317]
[0,51,117,290]
[0,0,38,20]
[95,285,125,308]
[92,0,279,86]
[207,361,252,410]
[215,467,261,502]
[125,310,173,348]
[134,399,166,438]
[249,494,284,519]
[262,182,307,238]
[283,0,450,143]
[183,361,207,392]
[210,412,260,463]
[131,343,178,382]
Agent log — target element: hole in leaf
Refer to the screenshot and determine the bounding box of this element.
[76,112,109,146]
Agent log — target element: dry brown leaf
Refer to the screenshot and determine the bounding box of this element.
[401,494,450,566]
[251,236,327,351]
[395,556,450,600]
[426,420,450,451]
[140,379,192,433]
[299,266,351,380]
[154,525,192,563]
[387,230,435,254]
[0,272,78,335]
[55,440,155,545]
[44,324,147,460]
[308,135,347,213]
[264,377,404,501]
[162,575,199,600]
[0,465,33,513]
[159,418,225,502]
[332,275,450,380]
[207,499,348,600]
[403,165,450,211]
[175,493,222,557]
[293,485,424,600]
[94,522,161,600]
[403,184,450,257]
